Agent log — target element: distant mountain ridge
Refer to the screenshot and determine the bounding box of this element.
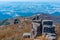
[0,2,60,20]
[0,13,60,26]
[29,13,60,24]
[51,12,60,16]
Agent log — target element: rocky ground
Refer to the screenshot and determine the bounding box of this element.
[0,18,60,40]
[0,18,32,40]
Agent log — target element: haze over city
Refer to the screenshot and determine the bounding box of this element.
[0,0,60,3]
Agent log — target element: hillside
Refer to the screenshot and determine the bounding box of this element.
[0,14,60,40]
[0,18,32,40]
[28,13,60,25]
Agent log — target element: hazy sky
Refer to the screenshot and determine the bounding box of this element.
[0,0,60,2]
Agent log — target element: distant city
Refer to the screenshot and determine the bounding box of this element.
[0,2,60,20]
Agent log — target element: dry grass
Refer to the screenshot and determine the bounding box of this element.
[55,25,60,40]
[0,19,32,40]
[0,18,60,40]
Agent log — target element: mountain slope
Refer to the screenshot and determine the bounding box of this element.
[30,13,60,24]
[51,12,60,16]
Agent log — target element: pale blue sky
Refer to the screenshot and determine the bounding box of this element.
[0,0,60,2]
